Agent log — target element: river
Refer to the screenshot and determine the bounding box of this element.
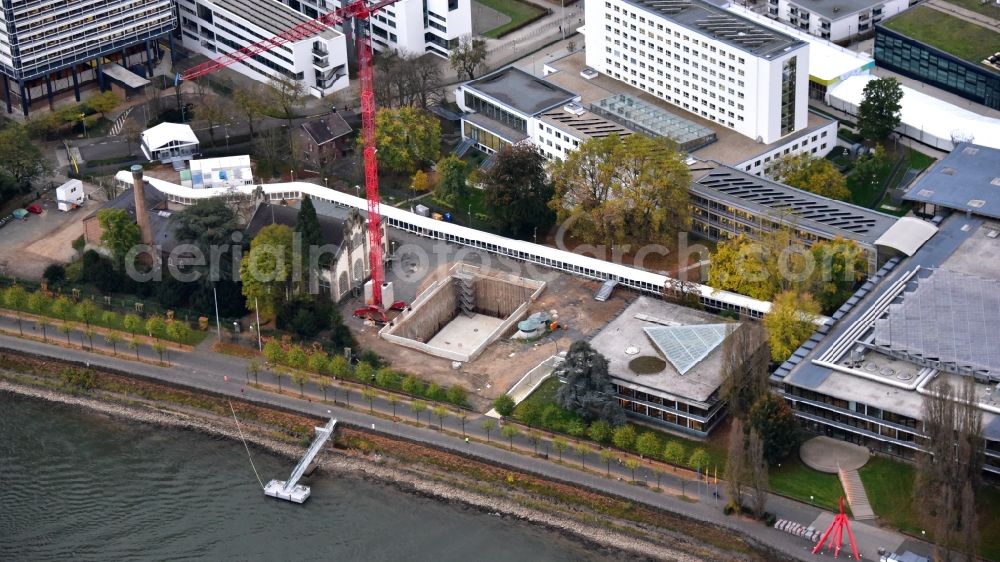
[0,395,613,561]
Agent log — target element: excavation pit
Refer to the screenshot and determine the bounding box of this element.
[380,263,545,362]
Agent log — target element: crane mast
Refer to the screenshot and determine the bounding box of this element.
[179,0,395,308]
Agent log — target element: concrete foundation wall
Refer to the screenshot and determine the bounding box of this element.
[390,278,458,343]
[473,276,531,318]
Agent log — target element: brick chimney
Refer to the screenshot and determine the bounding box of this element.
[131,165,153,246]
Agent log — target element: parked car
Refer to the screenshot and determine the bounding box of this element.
[26,204,43,214]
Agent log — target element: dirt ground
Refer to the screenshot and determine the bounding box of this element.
[346,267,632,411]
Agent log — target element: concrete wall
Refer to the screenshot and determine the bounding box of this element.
[388,277,458,343]
[473,276,531,318]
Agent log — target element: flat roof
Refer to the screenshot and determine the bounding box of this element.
[211,0,340,40]
[541,51,836,164]
[589,296,736,404]
[726,5,874,84]
[785,0,887,20]
[880,5,1000,67]
[538,107,634,140]
[690,162,898,245]
[904,143,1000,220]
[466,66,577,116]
[622,0,806,58]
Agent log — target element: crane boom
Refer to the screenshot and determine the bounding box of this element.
[178,0,397,308]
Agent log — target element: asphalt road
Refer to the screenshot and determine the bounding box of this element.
[0,320,931,561]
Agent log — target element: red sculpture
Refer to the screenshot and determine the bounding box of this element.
[812,497,861,560]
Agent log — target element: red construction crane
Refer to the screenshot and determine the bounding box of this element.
[178,0,397,310]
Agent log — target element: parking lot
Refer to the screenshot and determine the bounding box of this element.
[0,183,102,280]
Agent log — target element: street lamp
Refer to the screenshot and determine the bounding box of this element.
[354,184,361,198]
[78,113,88,138]
[324,177,329,188]
[810,495,814,506]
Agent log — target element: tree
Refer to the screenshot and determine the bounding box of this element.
[549,134,690,247]
[388,395,400,418]
[51,296,73,322]
[724,420,748,512]
[651,467,664,490]
[587,420,613,444]
[663,441,686,469]
[105,331,123,356]
[625,458,641,482]
[748,393,801,465]
[916,377,984,560]
[446,385,468,407]
[123,314,141,337]
[808,238,867,312]
[501,424,520,451]
[851,144,889,200]
[0,123,51,189]
[773,153,850,201]
[373,50,443,109]
[101,311,119,329]
[197,95,232,147]
[127,337,140,360]
[410,400,427,423]
[233,84,266,138]
[43,264,66,285]
[449,36,487,81]
[295,195,326,278]
[575,443,591,468]
[58,322,72,345]
[431,405,449,429]
[240,224,294,319]
[566,419,587,441]
[309,352,329,376]
[411,170,431,193]
[612,425,636,453]
[708,229,799,302]
[599,448,615,477]
[482,418,497,442]
[151,341,167,365]
[434,155,469,206]
[493,394,516,417]
[402,374,422,395]
[317,375,331,401]
[720,322,770,423]
[166,321,191,347]
[266,76,306,130]
[636,432,661,460]
[517,402,541,428]
[458,412,468,437]
[688,448,711,474]
[97,208,142,267]
[552,438,568,461]
[3,285,28,336]
[248,359,261,385]
[746,428,769,519]
[174,197,240,283]
[363,387,378,413]
[144,315,166,341]
[371,107,441,175]
[355,361,375,385]
[527,430,543,455]
[76,300,99,330]
[763,291,820,363]
[858,77,903,143]
[84,90,121,118]
[36,316,51,343]
[263,339,285,366]
[481,143,555,240]
[27,289,49,315]
[554,340,626,426]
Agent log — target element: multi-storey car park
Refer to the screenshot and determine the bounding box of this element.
[0,0,175,114]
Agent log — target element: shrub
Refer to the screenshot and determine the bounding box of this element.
[493,394,516,417]
[446,385,468,407]
[59,368,96,390]
[43,264,66,284]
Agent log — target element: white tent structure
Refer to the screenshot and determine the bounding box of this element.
[141,122,200,165]
[826,75,1000,151]
[184,155,253,189]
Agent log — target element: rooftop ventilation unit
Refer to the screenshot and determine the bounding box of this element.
[563,103,586,116]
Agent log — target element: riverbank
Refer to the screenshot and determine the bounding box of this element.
[0,368,782,562]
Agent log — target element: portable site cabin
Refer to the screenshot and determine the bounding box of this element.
[56,179,85,211]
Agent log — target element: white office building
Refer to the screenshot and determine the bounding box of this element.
[584,0,810,144]
[764,0,909,42]
[0,0,174,115]
[176,0,349,97]
[310,0,471,58]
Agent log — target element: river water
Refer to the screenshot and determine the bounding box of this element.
[0,395,613,561]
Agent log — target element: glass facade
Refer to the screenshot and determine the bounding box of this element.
[462,92,527,134]
[780,56,797,136]
[875,27,1000,110]
[462,122,508,153]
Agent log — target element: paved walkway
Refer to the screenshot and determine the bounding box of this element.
[0,320,934,561]
[800,436,870,473]
[840,469,876,521]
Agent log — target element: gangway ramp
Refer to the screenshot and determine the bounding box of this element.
[264,418,337,503]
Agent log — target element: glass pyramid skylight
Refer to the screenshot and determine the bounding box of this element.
[643,324,732,375]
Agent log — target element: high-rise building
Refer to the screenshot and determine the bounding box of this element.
[0,0,175,114]
[324,0,472,58]
[584,0,810,144]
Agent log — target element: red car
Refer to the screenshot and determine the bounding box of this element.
[26,204,43,214]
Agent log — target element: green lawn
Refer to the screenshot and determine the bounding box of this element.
[846,160,893,207]
[906,148,936,171]
[769,456,847,513]
[860,456,1000,561]
[476,0,547,39]
[938,0,1000,19]
[882,6,1000,65]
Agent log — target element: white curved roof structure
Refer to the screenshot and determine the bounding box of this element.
[141,122,198,151]
[874,217,939,257]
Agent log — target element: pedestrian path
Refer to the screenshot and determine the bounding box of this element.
[839,468,876,520]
